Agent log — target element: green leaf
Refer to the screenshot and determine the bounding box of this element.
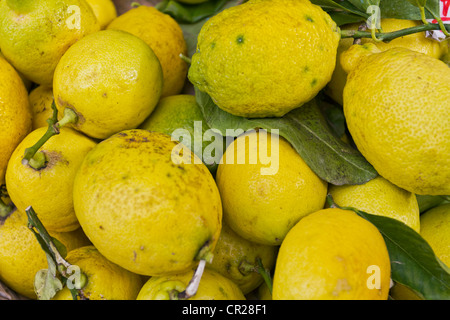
[379,0,439,20]
[312,0,369,18]
[335,200,450,300]
[156,0,228,24]
[34,253,63,300]
[195,88,378,185]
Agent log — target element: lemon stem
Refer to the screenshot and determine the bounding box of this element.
[179,53,192,65]
[239,258,273,295]
[176,259,206,300]
[340,22,450,42]
[22,102,78,168]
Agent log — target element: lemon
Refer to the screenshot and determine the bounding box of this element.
[73,129,222,276]
[53,29,163,140]
[207,221,278,294]
[216,130,328,245]
[0,0,100,86]
[0,56,32,184]
[273,208,391,300]
[139,94,224,173]
[256,282,272,300]
[188,0,340,118]
[0,210,90,299]
[326,19,447,105]
[107,5,188,97]
[328,176,420,233]
[29,85,55,130]
[52,245,143,300]
[6,127,97,232]
[85,0,117,29]
[341,44,450,195]
[136,267,245,300]
[420,203,450,267]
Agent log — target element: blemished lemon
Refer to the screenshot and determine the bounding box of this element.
[6,127,97,232]
[73,130,222,276]
[420,203,450,267]
[0,0,100,85]
[28,85,55,130]
[272,208,391,300]
[85,0,117,29]
[207,221,278,294]
[53,29,163,140]
[188,0,340,118]
[341,44,450,195]
[325,19,447,105]
[0,56,32,184]
[52,246,143,300]
[328,176,420,233]
[216,130,328,246]
[107,5,188,97]
[0,210,91,300]
[136,267,246,300]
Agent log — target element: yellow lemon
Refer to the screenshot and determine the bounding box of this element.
[0,0,100,85]
[0,209,90,299]
[136,267,245,300]
[73,130,222,276]
[326,19,447,105]
[188,0,340,118]
[216,130,328,245]
[53,29,163,140]
[0,56,32,184]
[28,85,55,130]
[208,221,278,294]
[272,208,391,300]
[328,176,420,233]
[85,0,117,29]
[107,5,188,97]
[341,44,450,195]
[52,245,143,300]
[6,127,97,232]
[420,203,450,267]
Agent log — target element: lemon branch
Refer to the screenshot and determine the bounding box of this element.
[340,22,450,42]
[22,101,78,170]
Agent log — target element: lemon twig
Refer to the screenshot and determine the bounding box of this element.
[239,258,273,295]
[340,22,450,42]
[22,102,78,169]
[175,259,207,300]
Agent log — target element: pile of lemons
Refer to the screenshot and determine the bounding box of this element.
[0,0,448,301]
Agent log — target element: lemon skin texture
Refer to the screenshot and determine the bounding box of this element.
[6,127,97,232]
[0,210,91,299]
[188,0,340,118]
[326,18,447,105]
[73,130,222,276]
[52,246,144,300]
[420,203,450,267]
[272,208,391,300]
[137,267,245,300]
[53,29,163,140]
[85,0,117,29]
[107,5,188,97]
[216,130,328,246]
[0,56,32,184]
[208,222,278,294]
[342,44,450,195]
[28,85,55,130]
[328,176,420,233]
[0,0,100,85]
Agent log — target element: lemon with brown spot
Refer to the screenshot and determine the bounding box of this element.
[53,29,163,140]
[273,208,391,300]
[73,129,222,276]
[0,56,32,184]
[0,209,91,300]
[136,267,245,300]
[107,5,188,97]
[6,127,97,232]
